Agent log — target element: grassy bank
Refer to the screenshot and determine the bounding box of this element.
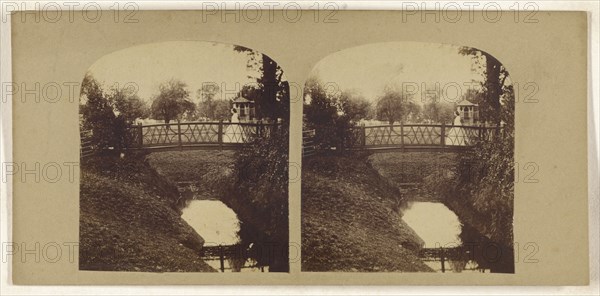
[370,151,515,273]
[368,152,458,202]
[301,153,431,272]
[147,150,235,200]
[79,152,214,272]
[368,152,494,240]
[147,150,235,183]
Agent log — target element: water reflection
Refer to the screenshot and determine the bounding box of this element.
[401,201,488,273]
[181,199,266,272]
[401,202,462,248]
[181,200,240,245]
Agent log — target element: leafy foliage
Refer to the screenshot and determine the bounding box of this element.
[80,73,149,152]
[111,88,149,124]
[422,97,455,124]
[234,46,289,122]
[459,47,509,125]
[375,86,419,125]
[227,125,289,271]
[338,90,372,124]
[445,49,515,247]
[196,83,231,121]
[80,73,117,150]
[150,79,195,124]
[303,76,372,151]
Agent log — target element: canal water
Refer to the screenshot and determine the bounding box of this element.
[401,201,487,272]
[180,199,265,272]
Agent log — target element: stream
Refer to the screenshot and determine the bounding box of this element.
[401,201,490,272]
[179,197,266,272]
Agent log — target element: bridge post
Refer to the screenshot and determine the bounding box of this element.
[177,120,183,150]
[400,122,405,152]
[440,122,446,147]
[440,247,446,273]
[137,123,143,148]
[339,127,345,154]
[257,120,262,138]
[219,245,225,272]
[361,124,366,147]
[218,120,223,151]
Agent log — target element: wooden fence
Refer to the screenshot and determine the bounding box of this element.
[123,121,281,150]
[302,129,316,157]
[345,123,501,151]
[80,129,94,158]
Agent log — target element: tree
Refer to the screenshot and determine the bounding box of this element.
[234,46,289,122]
[304,77,373,151]
[197,83,230,121]
[110,87,149,124]
[422,96,454,124]
[461,88,485,106]
[337,90,371,124]
[303,76,343,150]
[80,73,117,151]
[435,48,516,272]
[459,47,509,125]
[225,46,291,272]
[303,77,338,127]
[150,79,195,124]
[375,86,417,125]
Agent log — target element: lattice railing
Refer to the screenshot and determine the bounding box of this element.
[347,124,500,149]
[125,121,279,149]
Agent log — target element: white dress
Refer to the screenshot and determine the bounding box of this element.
[447,116,465,146]
[231,112,239,123]
[223,112,242,143]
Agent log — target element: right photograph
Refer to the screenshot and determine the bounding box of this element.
[301,42,515,273]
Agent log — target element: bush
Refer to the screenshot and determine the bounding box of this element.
[220,124,289,272]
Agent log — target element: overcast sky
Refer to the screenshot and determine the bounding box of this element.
[88,41,490,107]
[87,41,259,103]
[311,42,487,105]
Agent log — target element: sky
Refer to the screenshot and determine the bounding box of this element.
[310,42,487,105]
[87,41,489,107]
[86,41,260,104]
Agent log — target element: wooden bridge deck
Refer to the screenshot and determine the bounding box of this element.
[122,121,280,152]
[303,123,501,156]
[82,122,499,156]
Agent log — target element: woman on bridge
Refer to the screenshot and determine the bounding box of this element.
[223,107,243,143]
[446,111,466,146]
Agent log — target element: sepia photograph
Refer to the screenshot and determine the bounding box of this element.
[5,6,593,289]
[302,42,515,273]
[78,41,290,272]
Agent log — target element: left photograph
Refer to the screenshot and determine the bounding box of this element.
[79,41,290,272]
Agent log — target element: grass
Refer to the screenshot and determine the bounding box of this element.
[79,152,215,272]
[301,153,431,272]
[146,150,236,182]
[146,150,235,196]
[368,152,459,201]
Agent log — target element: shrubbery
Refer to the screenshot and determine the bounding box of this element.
[218,124,289,272]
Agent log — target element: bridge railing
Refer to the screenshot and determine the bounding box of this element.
[124,121,281,149]
[302,129,316,157]
[346,123,501,150]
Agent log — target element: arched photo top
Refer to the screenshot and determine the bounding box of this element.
[79,41,291,273]
[301,41,516,274]
[303,41,513,129]
[80,40,290,128]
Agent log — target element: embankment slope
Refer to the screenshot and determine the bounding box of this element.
[79,153,214,272]
[301,154,430,272]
